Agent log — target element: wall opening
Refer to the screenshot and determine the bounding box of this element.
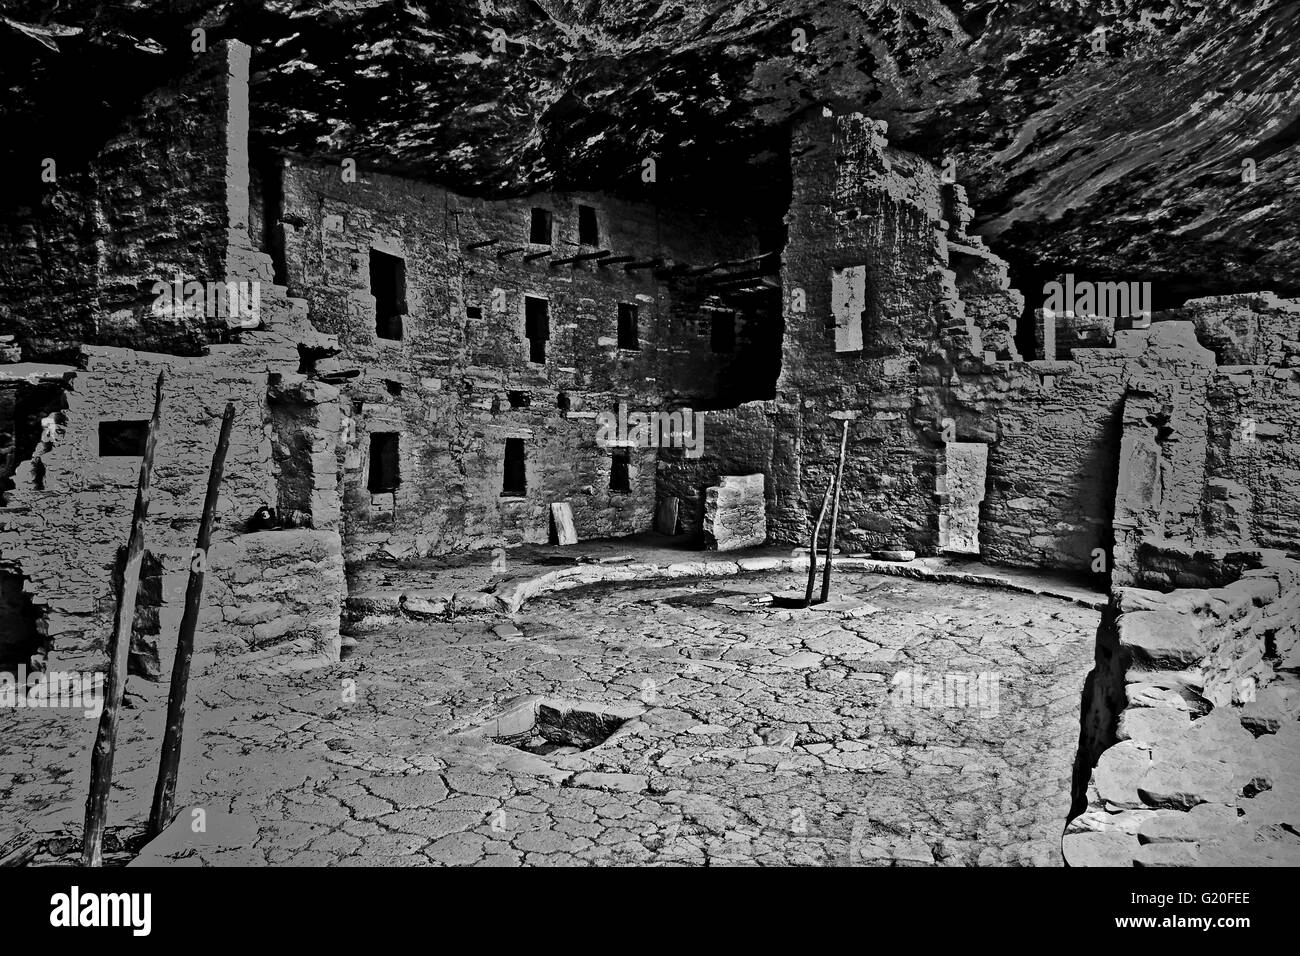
[525,296,549,364]
[710,310,736,353]
[370,249,406,340]
[610,447,631,492]
[503,437,527,496]
[0,566,42,672]
[529,208,553,245]
[941,442,989,555]
[367,432,400,493]
[98,420,149,457]
[617,302,639,351]
[1,381,66,503]
[578,205,599,245]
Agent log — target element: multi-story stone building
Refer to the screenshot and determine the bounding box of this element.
[1,40,1297,701]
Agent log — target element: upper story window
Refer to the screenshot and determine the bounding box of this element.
[529,208,553,245]
[368,432,400,493]
[617,302,639,351]
[503,437,527,497]
[710,311,736,353]
[610,447,631,492]
[370,249,406,340]
[578,205,599,245]
[525,296,549,364]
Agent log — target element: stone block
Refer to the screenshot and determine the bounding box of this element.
[1119,610,1205,669]
[703,474,766,551]
[550,502,578,546]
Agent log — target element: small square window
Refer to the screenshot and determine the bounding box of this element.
[578,205,599,245]
[466,305,482,320]
[368,432,400,493]
[617,303,639,351]
[99,421,149,457]
[529,208,553,245]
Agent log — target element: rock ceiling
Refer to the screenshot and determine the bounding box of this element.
[3,0,1298,307]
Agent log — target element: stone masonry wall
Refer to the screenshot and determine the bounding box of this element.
[1064,554,1300,866]
[0,42,348,670]
[776,108,1021,555]
[0,44,242,358]
[654,402,789,541]
[273,158,757,558]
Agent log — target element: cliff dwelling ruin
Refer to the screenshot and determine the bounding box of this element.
[0,4,1297,878]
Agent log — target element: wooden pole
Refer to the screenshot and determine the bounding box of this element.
[148,402,235,837]
[0,833,38,867]
[550,250,611,265]
[83,371,165,866]
[803,482,834,606]
[820,419,851,604]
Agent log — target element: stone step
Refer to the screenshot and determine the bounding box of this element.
[1119,609,1206,669]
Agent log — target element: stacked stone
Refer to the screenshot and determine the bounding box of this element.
[703,474,766,551]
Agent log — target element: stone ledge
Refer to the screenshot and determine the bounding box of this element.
[344,547,1107,624]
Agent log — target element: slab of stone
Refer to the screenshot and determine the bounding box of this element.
[401,594,447,617]
[1238,686,1298,736]
[1119,610,1205,669]
[871,550,916,562]
[654,496,680,535]
[1138,803,1238,845]
[703,473,766,551]
[1134,842,1200,867]
[1063,830,1138,867]
[1094,740,1151,809]
[550,502,578,545]
[1138,758,1236,810]
[1117,706,1190,748]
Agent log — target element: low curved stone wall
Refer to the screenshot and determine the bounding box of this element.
[1064,556,1300,866]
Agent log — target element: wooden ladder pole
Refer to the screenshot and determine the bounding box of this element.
[804,482,834,606]
[820,419,851,604]
[149,402,235,837]
[83,370,165,866]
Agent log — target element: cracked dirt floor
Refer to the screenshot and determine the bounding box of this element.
[1,570,1101,866]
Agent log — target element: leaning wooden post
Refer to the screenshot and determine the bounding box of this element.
[819,419,851,604]
[803,482,834,606]
[149,402,235,837]
[83,371,165,866]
